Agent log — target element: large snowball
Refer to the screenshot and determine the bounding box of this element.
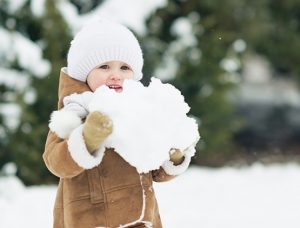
[88,78,200,173]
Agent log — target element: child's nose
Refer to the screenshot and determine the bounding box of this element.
[109,72,121,81]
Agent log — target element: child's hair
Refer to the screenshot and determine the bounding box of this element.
[67,18,144,82]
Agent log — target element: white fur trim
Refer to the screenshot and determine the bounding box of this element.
[67,124,105,169]
[184,146,196,157]
[49,109,82,139]
[162,145,196,176]
[162,152,192,176]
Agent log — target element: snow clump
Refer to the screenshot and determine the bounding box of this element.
[89,77,200,173]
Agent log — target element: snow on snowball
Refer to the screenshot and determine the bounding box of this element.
[89,78,200,173]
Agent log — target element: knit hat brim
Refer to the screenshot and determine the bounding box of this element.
[67,19,143,82]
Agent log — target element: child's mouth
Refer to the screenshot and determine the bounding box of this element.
[108,85,123,92]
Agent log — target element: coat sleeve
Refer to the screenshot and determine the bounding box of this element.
[43,131,84,178]
[151,148,194,182]
[151,166,177,182]
[43,124,106,179]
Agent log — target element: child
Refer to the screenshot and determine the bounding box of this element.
[44,19,194,228]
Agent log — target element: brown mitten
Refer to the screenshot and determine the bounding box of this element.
[169,148,185,165]
[83,111,113,154]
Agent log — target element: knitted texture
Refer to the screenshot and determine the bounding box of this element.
[67,19,143,81]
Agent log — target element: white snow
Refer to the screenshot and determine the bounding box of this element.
[5,0,26,14]
[221,57,241,73]
[0,175,56,228]
[30,0,46,17]
[0,27,50,77]
[154,17,198,81]
[233,39,247,53]
[0,68,30,91]
[171,17,197,46]
[23,88,37,104]
[0,68,28,131]
[88,78,200,173]
[0,103,21,130]
[91,0,166,34]
[242,55,272,84]
[1,163,300,228]
[156,164,300,228]
[58,0,167,35]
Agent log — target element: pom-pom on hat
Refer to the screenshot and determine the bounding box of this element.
[67,19,144,81]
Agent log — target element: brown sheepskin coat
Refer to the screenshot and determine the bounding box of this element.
[43,69,184,228]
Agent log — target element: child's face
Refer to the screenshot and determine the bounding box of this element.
[87,60,134,92]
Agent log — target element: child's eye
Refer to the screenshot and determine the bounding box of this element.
[99,65,109,69]
[121,65,131,71]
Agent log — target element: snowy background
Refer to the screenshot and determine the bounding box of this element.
[1,164,300,228]
[1,0,300,228]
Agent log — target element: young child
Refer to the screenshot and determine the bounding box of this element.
[44,19,194,228]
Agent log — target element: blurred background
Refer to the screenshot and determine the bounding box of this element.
[1,1,300,227]
[0,0,300,185]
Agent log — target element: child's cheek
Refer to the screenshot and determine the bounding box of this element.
[93,79,105,90]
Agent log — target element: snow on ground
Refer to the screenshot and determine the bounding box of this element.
[155,164,300,228]
[0,163,300,228]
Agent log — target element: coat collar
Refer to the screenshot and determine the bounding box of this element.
[57,67,91,109]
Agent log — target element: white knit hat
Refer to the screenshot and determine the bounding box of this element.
[67,19,143,81]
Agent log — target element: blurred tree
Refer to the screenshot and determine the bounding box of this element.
[143,0,244,165]
[0,0,107,185]
[0,0,41,173]
[0,0,71,185]
[0,85,11,170]
[143,0,300,165]
[224,0,300,155]
[254,0,300,79]
[0,0,107,184]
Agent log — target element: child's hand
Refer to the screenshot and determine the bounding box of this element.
[169,148,184,165]
[83,111,113,154]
